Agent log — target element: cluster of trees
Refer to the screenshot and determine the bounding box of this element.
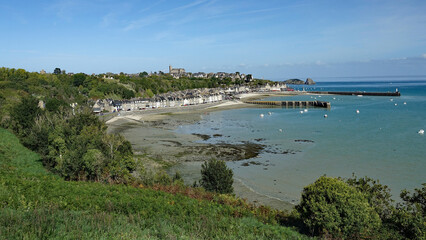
[0,67,271,105]
[8,95,136,183]
[295,175,425,239]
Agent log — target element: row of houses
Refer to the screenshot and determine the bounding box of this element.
[92,83,289,113]
[168,65,253,82]
[224,83,288,94]
[176,71,253,82]
[92,91,224,113]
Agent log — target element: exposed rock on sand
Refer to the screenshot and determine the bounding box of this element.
[107,101,265,169]
[191,133,211,141]
[294,139,315,143]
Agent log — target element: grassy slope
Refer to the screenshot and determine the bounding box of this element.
[0,128,309,240]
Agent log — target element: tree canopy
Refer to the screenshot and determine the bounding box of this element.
[200,159,234,194]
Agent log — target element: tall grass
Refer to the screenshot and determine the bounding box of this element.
[0,128,310,239]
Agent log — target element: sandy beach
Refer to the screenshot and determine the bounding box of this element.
[106,93,300,211]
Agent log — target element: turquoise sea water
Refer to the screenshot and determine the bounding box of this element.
[176,77,426,204]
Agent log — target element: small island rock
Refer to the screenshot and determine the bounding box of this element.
[305,78,316,85]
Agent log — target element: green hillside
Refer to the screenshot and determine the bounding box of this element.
[0,128,309,239]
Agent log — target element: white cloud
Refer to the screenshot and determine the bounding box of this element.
[123,0,208,31]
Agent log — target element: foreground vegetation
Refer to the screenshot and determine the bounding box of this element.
[0,128,308,239]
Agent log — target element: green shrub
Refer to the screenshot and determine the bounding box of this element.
[44,97,68,113]
[390,184,425,240]
[345,174,394,220]
[10,95,41,138]
[200,159,234,194]
[296,176,381,238]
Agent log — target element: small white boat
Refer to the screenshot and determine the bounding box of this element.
[324,114,328,118]
[300,111,304,114]
[418,129,424,135]
[260,114,264,118]
[404,102,407,105]
[304,109,308,112]
[268,112,272,115]
[390,99,394,102]
[279,129,283,132]
[356,110,360,114]
[395,103,398,106]
[357,95,363,97]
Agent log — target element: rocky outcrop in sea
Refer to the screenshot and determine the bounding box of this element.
[283,79,305,84]
[284,78,316,85]
[305,78,316,85]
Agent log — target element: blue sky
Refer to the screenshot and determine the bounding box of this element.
[1,0,426,80]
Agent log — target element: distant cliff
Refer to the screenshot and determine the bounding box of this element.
[283,79,305,84]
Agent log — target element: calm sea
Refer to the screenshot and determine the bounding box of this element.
[176,77,426,203]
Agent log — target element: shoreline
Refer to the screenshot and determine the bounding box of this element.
[106,92,304,211]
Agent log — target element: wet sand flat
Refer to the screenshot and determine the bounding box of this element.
[106,94,301,211]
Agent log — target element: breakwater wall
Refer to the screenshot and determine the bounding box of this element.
[244,100,331,109]
[307,91,401,96]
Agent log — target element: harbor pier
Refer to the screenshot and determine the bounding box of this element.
[307,91,401,96]
[244,100,331,109]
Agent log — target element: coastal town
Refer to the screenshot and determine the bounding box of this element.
[92,82,291,113]
[89,65,308,113]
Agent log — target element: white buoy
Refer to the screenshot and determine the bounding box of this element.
[356,109,360,114]
[395,103,397,106]
[404,102,407,105]
[304,109,308,112]
[324,114,328,118]
[333,97,336,100]
[418,129,424,135]
[260,114,264,118]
